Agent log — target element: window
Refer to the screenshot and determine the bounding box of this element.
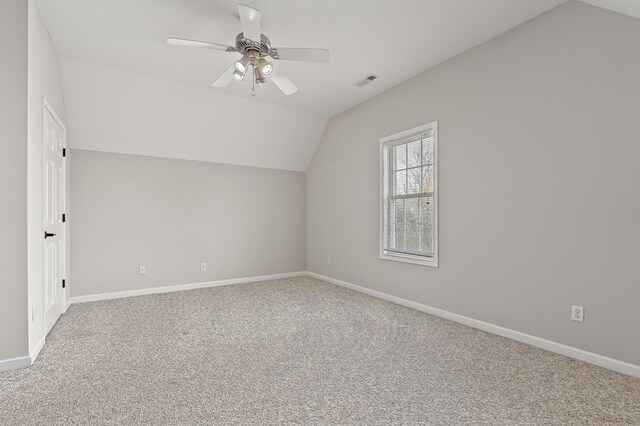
[380,121,438,267]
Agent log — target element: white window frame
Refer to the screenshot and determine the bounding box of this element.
[379,121,438,267]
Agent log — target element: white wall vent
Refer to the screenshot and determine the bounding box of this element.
[354,74,380,88]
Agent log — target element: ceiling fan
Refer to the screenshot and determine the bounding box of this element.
[167,4,329,96]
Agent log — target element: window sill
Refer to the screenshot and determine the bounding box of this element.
[380,252,438,268]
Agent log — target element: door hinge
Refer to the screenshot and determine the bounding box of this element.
[62,148,66,157]
[62,213,66,223]
[62,279,66,289]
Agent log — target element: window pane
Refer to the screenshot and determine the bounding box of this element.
[394,144,407,170]
[407,167,421,194]
[393,222,405,251]
[407,139,421,168]
[420,196,434,254]
[405,198,420,252]
[421,165,434,193]
[395,170,406,195]
[422,137,434,165]
[394,198,405,222]
[405,222,420,253]
[389,199,404,251]
[406,198,419,224]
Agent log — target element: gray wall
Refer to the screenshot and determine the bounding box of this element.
[71,149,305,297]
[0,0,29,361]
[306,1,640,366]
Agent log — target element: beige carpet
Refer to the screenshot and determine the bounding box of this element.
[1,276,639,425]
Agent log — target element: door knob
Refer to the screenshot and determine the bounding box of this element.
[44,231,56,239]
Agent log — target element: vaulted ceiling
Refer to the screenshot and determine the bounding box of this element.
[36,0,571,116]
[581,0,640,20]
[35,0,636,171]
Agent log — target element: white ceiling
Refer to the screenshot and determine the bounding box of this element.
[36,0,571,117]
[581,0,640,20]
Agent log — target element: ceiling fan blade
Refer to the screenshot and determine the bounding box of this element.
[237,4,262,42]
[167,38,235,52]
[238,4,262,41]
[212,64,237,88]
[270,48,329,63]
[270,74,298,96]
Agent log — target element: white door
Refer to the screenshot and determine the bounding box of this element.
[43,104,66,335]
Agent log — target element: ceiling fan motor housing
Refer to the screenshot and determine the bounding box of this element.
[235,33,271,58]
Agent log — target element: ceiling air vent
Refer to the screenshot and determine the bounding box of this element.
[354,74,380,88]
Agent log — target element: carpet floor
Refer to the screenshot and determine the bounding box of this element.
[1,276,639,425]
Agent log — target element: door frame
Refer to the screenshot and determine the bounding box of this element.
[42,97,68,335]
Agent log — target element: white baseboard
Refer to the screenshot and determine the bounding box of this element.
[69,271,306,305]
[30,336,46,365]
[306,271,640,379]
[0,355,31,373]
[9,270,637,379]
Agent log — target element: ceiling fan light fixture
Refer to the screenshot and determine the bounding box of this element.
[170,4,328,96]
[234,55,251,73]
[233,69,245,81]
[255,66,266,85]
[258,58,273,75]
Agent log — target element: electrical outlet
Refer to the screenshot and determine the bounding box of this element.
[139,265,146,275]
[327,257,332,265]
[571,305,584,322]
[200,263,207,271]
